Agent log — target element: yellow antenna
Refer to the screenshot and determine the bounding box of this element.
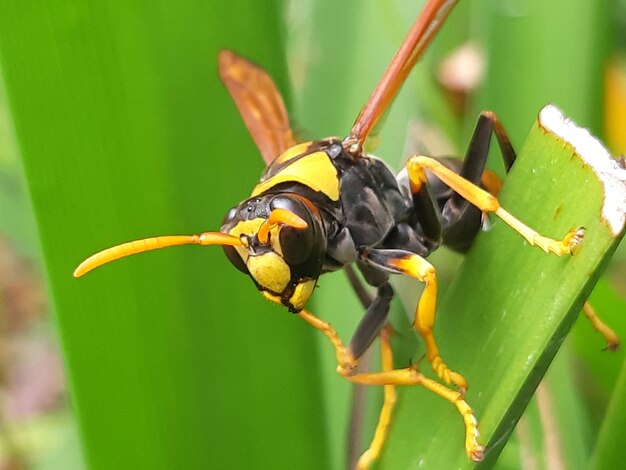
[257,209,308,245]
[74,232,243,278]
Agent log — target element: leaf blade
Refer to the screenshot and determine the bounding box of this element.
[0,1,330,468]
[380,106,625,468]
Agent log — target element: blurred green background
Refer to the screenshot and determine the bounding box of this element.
[0,0,624,469]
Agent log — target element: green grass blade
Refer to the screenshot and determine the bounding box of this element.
[0,74,39,258]
[572,279,626,397]
[493,345,591,470]
[590,354,626,469]
[470,0,615,464]
[0,1,329,468]
[472,0,610,142]
[378,107,625,468]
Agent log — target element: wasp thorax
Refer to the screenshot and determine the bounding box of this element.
[220,193,327,312]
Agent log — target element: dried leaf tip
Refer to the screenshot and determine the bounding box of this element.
[539,104,626,236]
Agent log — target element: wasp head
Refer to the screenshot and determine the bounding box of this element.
[74,193,325,313]
[221,193,326,312]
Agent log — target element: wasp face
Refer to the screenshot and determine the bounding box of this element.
[221,194,326,312]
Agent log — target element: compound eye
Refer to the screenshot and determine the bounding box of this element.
[279,223,313,266]
[222,245,248,274]
[269,196,314,266]
[222,206,238,226]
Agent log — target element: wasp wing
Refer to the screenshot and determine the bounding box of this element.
[349,0,458,152]
[219,50,296,166]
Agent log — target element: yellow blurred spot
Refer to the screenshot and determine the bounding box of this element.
[605,56,626,155]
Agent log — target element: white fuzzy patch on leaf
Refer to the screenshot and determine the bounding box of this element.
[539,104,626,236]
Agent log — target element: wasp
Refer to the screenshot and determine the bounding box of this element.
[75,0,616,467]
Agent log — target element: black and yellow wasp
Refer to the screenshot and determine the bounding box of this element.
[75,0,610,467]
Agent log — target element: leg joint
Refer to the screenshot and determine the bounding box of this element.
[406,156,429,192]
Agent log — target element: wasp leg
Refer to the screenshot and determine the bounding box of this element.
[298,310,482,465]
[434,112,515,252]
[347,283,394,360]
[343,265,375,469]
[362,248,467,390]
[347,367,483,462]
[450,111,516,205]
[344,264,374,309]
[582,301,620,351]
[298,309,357,372]
[356,326,397,470]
[407,156,585,255]
[461,111,515,183]
[342,274,392,468]
[410,112,517,253]
[408,163,443,247]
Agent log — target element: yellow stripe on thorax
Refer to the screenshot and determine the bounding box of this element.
[252,150,340,201]
[272,141,313,165]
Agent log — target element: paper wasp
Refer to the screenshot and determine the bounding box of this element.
[74,0,619,467]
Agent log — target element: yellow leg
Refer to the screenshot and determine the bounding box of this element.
[357,326,397,470]
[407,156,585,256]
[298,310,483,465]
[346,367,483,462]
[298,309,357,373]
[388,254,467,391]
[582,302,620,351]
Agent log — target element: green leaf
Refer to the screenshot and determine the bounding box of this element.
[0,1,329,468]
[471,0,611,142]
[571,279,626,398]
[469,0,616,466]
[494,345,591,470]
[490,343,591,470]
[378,106,626,468]
[590,352,626,469]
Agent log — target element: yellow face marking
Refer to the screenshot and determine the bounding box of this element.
[252,151,340,201]
[288,279,316,311]
[228,218,264,239]
[228,217,284,256]
[228,218,265,263]
[269,226,283,257]
[262,290,283,306]
[246,252,291,293]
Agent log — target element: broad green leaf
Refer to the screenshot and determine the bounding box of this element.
[378,106,626,468]
[471,0,610,142]
[492,344,591,470]
[590,352,626,469]
[469,0,614,466]
[572,279,626,399]
[0,75,39,258]
[0,1,329,469]
[568,278,626,465]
